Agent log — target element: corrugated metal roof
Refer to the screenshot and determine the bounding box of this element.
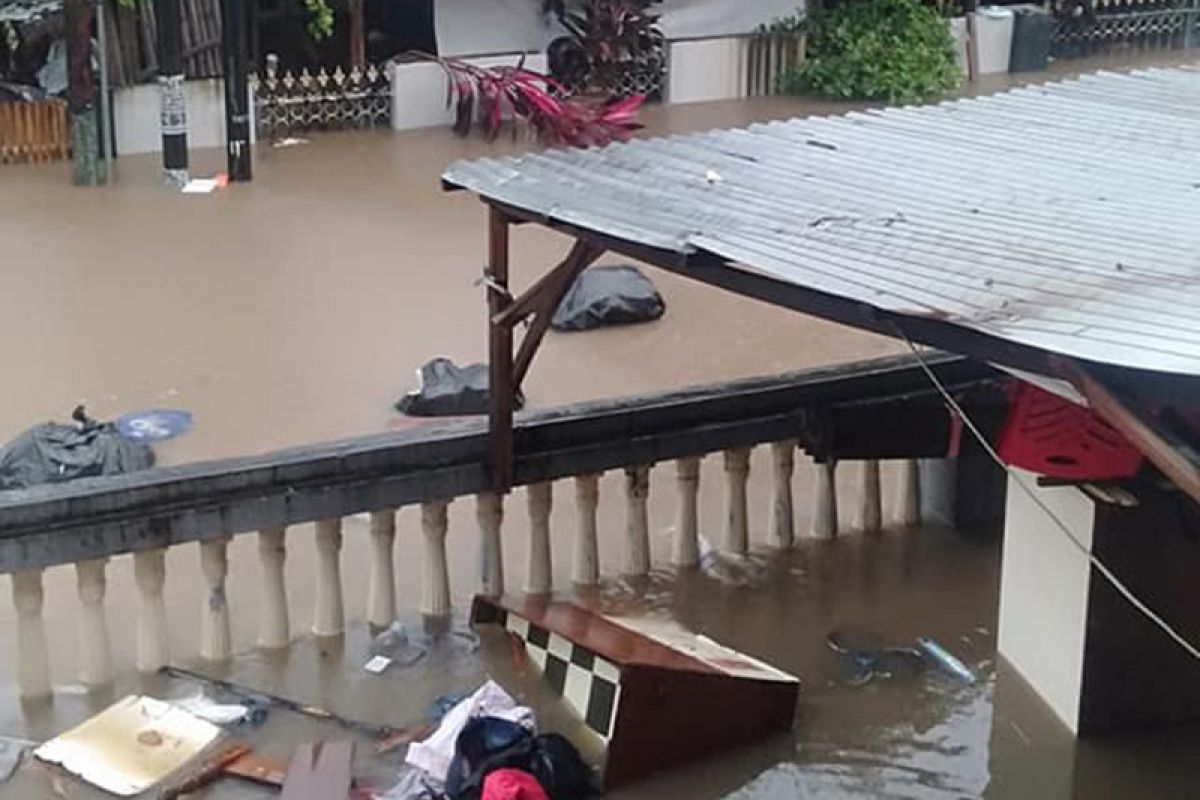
[443,66,1200,376]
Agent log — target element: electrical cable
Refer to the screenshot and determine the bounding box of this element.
[894,327,1200,664]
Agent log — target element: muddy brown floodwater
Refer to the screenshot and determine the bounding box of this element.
[2,52,1200,799]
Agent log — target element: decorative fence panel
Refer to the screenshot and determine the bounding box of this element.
[254,58,392,138]
[1052,0,1200,57]
[0,99,67,164]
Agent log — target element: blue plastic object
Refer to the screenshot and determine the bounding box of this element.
[917,637,977,684]
[116,409,193,442]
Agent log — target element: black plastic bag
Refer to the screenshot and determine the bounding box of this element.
[447,717,594,800]
[522,733,593,800]
[0,406,154,491]
[551,265,665,332]
[395,358,524,417]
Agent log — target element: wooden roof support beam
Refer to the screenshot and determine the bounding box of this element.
[511,241,605,387]
[486,206,606,490]
[488,207,515,491]
[1057,359,1200,507]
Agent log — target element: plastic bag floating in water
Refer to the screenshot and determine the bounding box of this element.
[0,406,153,491]
[396,358,525,417]
[551,265,665,332]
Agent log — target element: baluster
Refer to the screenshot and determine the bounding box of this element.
[856,460,883,532]
[526,483,553,594]
[573,475,600,585]
[673,457,701,567]
[624,465,651,576]
[313,519,344,637]
[367,509,398,628]
[76,558,112,687]
[723,448,751,553]
[897,459,922,527]
[770,441,797,549]
[133,548,169,671]
[200,539,232,660]
[476,492,504,597]
[258,527,290,648]
[811,460,839,539]
[422,500,452,617]
[11,569,51,698]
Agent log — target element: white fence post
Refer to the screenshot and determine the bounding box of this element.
[258,527,290,648]
[422,500,452,617]
[367,509,398,627]
[313,519,345,637]
[11,569,51,698]
[526,483,553,594]
[573,475,600,585]
[770,441,797,548]
[133,548,169,671]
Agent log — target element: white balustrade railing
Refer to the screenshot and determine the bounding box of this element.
[2,449,925,698]
[1,352,989,698]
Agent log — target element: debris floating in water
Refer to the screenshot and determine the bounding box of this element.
[181,178,219,194]
[116,409,193,442]
[826,630,924,686]
[917,637,977,684]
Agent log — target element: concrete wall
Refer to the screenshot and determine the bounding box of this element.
[997,472,1095,732]
[114,79,238,156]
[114,35,775,147]
[666,38,749,105]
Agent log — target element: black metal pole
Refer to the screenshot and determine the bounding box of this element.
[154,0,188,187]
[221,0,252,181]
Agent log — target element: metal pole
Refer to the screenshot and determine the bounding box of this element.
[154,0,188,187]
[94,0,112,182]
[220,0,251,181]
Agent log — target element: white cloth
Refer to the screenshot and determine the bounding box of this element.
[404,681,535,784]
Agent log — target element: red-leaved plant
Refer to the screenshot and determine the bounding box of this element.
[401,52,644,148]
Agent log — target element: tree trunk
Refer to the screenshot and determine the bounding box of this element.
[65,0,103,185]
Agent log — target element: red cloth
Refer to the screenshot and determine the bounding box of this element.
[482,768,549,800]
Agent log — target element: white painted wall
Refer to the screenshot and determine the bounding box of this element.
[997,471,1096,733]
[390,53,548,131]
[667,37,749,105]
[113,79,256,156]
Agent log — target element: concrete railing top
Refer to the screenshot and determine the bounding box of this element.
[0,352,992,573]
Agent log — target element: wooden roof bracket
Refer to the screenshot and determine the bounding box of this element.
[487,205,606,490]
[1055,357,1200,507]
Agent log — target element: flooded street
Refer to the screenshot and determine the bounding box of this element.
[2,52,1200,798]
[4,524,1200,799]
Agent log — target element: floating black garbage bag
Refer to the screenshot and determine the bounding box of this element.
[396,358,525,417]
[551,265,665,332]
[0,406,155,491]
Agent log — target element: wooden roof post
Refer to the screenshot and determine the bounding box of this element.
[488,206,515,491]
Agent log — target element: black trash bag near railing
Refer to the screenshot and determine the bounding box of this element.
[0,406,153,491]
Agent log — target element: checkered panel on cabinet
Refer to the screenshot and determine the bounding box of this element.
[501,609,621,740]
